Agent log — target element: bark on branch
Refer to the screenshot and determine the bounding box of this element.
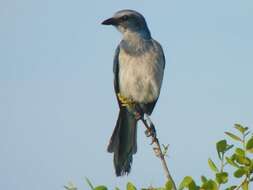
[140,115,177,190]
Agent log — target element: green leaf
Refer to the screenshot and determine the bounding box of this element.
[234,154,251,166]
[246,137,253,151]
[226,144,234,152]
[165,180,173,190]
[247,148,253,153]
[201,180,218,190]
[216,140,227,159]
[235,148,245,157]
[234,124,248,134]
[162,144,169,156]
[64,185,77,190]
[179,176,192,190]
[64,182,78,190]
[85,178,94,190]
[201,176,208,183]
[244,131,250,137]
[226,157,240,168]
[127,182,137,190]
[225,132,242,142]
[234,168,247,178]
[242,181,249,190]
[94,186,108,190]
[224,186,237,190]
[179,176,196,190]
[115,187,120,190]
[215,172,228,184]
[208,158,219,173]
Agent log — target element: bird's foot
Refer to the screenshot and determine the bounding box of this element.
[117,93,143,120]
[145,122,156,139]
[117,93,135,108]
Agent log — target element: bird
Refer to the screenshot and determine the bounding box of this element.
[102,9,165,176]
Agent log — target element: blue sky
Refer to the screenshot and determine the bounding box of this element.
[1,0,253,189]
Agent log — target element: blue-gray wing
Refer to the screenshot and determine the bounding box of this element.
[113,46,121,106]
[139,40,165,115]
[153,39,166,70]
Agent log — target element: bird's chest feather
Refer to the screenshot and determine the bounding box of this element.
[118,49,163,103]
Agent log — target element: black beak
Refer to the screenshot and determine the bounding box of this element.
[101,17,118,25]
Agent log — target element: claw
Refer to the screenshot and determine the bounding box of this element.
[117,93,135,107]
[117,93,144,120]
[145,129,151,137]
[150,137,157,145]
[153,147,160,156]
[153,146,161,156]
[145,122,157,138]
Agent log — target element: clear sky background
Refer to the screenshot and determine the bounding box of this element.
[1,0,253,190]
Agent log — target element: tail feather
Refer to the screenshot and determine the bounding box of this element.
[107,108,137,176]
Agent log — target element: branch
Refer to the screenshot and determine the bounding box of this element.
[140,115,177,190]
[235,176,248,190]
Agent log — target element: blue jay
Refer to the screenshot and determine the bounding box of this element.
[102,10,165,176]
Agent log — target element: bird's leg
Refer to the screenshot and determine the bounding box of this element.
[133,104,157,142]
[117,95,155,139]
[144,114,157,139]
[117,93,142,120]
[132,111,142,120]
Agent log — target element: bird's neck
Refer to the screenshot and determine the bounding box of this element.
[123,28,151,41]
[121,30,152,55]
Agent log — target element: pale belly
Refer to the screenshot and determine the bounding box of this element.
[118,51,164,103]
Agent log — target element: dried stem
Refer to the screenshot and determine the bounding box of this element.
[140,115,177,190]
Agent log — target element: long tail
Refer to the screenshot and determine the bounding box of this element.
[107,108,137,176]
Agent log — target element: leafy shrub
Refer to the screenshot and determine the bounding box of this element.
[64,124,253,190]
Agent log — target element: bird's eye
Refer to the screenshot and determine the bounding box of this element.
[121,15,129,21]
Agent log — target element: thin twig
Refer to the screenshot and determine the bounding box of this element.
[235,176,248,190]
[140,115,177,190]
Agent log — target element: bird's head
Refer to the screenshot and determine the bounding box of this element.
[102,10,151,39]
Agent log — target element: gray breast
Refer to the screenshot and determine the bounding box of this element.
[118,41,164,103]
